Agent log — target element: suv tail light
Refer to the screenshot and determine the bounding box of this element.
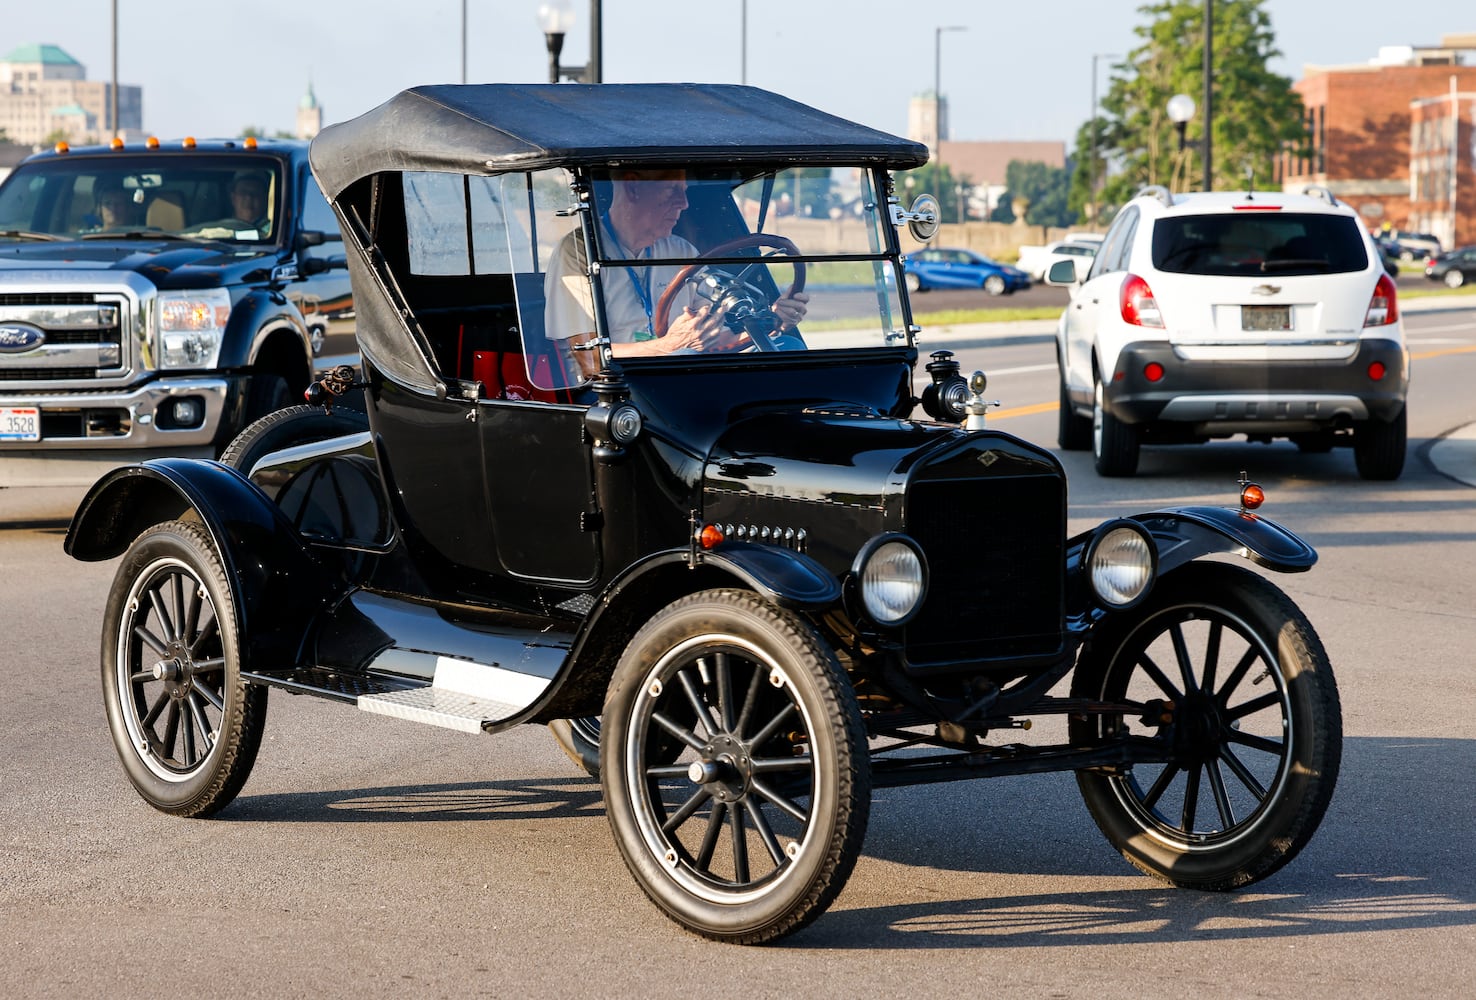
[1364,272,1398,327]
[1120,274,1164,328]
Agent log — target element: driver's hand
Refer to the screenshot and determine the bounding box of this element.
[772,290,810,331]
[664,300,750,353]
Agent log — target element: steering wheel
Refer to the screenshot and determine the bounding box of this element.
[652,234,806,351]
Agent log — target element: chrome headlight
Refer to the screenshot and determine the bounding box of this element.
[853,534,927,625]
[157,288,231,369]
[1085,520,1157,609]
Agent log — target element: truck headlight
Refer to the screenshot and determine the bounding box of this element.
[158,289,231,369]
[853,534,927,625]
[1085,520,1157,609]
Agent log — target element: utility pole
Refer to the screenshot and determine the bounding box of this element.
[1202,0,1213,191]
[110,0,118,139]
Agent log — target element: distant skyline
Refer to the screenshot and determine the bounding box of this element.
[3,2,1473,148]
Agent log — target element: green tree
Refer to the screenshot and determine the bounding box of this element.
[1073,0,1307,219]
[1006,159,1077,230]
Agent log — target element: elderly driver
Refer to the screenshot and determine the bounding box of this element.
[544,169,809,380]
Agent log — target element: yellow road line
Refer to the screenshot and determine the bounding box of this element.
[1412,344,1476,361]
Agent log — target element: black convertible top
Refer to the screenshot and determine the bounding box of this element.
[310,83,928,197]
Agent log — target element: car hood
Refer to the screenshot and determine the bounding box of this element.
[0,237,281,290]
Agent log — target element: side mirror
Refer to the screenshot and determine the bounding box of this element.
[906,194,941,243]
[295,229,343,251]
[1046,259,1079,286]
[300,254,347,276]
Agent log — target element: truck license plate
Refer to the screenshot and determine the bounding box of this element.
[0,407,41,442]
[1242,305,1291,331]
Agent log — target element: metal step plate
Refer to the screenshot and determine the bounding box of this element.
[356,655,551,734]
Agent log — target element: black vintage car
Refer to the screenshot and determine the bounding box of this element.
[65,84,1341,944]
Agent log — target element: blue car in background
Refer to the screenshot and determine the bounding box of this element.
[904,246,1032,295]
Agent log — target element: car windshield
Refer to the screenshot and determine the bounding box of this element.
[1152,212,1369,276]
[575,166,905,359]
[0,155,284,244]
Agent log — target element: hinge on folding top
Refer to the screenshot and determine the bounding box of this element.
[580,509,604,532]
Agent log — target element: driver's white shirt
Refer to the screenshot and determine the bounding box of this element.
[544,229,699,344]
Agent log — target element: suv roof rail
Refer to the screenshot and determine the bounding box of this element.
[1301,184,1340,206]
[1135,185,1175,209]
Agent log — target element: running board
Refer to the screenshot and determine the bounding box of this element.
[357,655,549,734]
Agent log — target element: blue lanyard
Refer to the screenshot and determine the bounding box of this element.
[601,212,654,339]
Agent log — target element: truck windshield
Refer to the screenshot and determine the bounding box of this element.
[0,155,284,244]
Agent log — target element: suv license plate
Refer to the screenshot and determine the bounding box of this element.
[1242,305,1291,331]
[0,407,41,442]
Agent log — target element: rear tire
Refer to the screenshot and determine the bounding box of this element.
[1353,407,1406,480]
[904,272,922,293]
[102,520,266,817]
[1093,377,1140,476]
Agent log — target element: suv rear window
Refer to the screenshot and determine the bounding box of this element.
[1151,212,1369,276]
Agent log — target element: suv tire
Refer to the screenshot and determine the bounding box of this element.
[1093,378,1139,476]
[1353,408,1406,480]
[1058,370,1091,451]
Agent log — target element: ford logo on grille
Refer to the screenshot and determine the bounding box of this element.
[0,322,46,354]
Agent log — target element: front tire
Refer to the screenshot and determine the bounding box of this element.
[983,274,1007,296]
[101,520,266,817]
[1353,407,1406,480]
[1058,368,1091,450]
[1444,269,1465,288]
[1093,376,1140,476]
[601,589,869,944]
[1069,562,1341,890]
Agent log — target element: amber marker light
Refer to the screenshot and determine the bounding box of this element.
[145,136,160,149]
[182,137,197,148]
[110,137,124,150]
[53,140,70,154]
[244,136,258,149]
[699,524,725,549]
[1241,483,1265,510]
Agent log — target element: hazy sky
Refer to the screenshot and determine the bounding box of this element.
[5,1,1471,146]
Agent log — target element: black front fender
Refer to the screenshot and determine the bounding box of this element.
[1131,506,1318,575]
[65,458,335,673]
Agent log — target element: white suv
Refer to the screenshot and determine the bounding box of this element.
[1049,185,1408,479]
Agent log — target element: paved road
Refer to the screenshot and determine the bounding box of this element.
[2,303,1475,998]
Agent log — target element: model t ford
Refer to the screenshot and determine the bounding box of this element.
[65,85,1340,943]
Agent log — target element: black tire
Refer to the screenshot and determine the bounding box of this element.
[101,520,267,817]
[549,717,602,779]
[1069,562,1341,890]
[221,404,369,477]
[1058,368,1091,451]
[1353,407,1406,480]
[983,274,1007,296]
[600,589,870,944]
[1093,377,1140,476]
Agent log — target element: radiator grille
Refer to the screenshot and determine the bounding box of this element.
[905,473,1065,664]
[0,293,129,385]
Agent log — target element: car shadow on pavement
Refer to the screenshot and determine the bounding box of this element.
[227,776,606,823]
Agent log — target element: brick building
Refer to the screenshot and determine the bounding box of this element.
[1280,37,1476,248]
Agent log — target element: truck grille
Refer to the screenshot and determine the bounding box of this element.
[0,293,131,386]
[904,464,1065,666]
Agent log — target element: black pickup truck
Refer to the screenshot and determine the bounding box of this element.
[0,137,351,487]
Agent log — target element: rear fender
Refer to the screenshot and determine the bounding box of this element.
[65,458,334,672]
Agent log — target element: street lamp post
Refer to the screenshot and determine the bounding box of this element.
[1087,52,1117,228]
[934,25,966,219]
[1166,93,1196,193]
[537,0,603,84]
